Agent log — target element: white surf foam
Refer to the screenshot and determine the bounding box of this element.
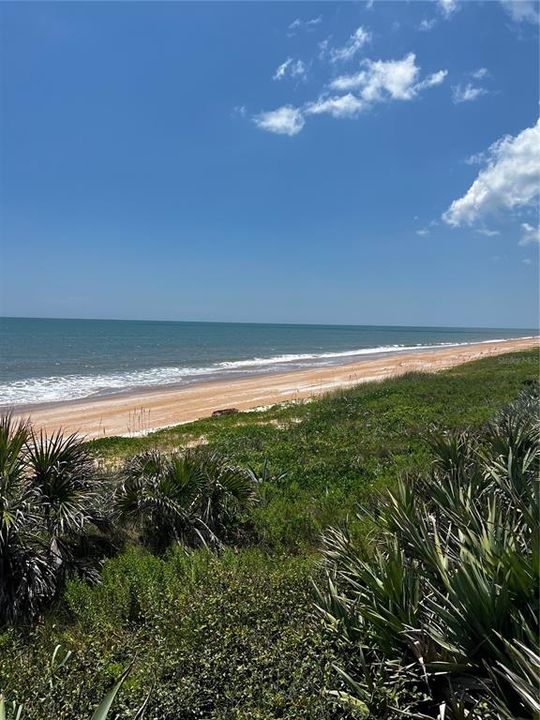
[0,337,532,407]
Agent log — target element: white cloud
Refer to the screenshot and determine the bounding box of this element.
[452,83,488,104]
[419,0,458,31]
[476,227,501,237]
[330,26,371,63]
[465,150,487,165]
[443,119,540,226]
[232,105,246,118]
[255,53,447,136]
[472,67,489,79]
[253,106,305,136]
[438,0,459,17]
[416,69,448,91]
[418,0,459,33]
[419,18,438,31]
[523,258,532,264]
[305,93,365,119]
[273,58,306,81]
[499,0,539,23]
[331,53,447,102]
[519,222,540,245]
[416,228,430,236]
[318,37,330,60]
[288,16,322,34]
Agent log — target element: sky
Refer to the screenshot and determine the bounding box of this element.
[0,0,539,328]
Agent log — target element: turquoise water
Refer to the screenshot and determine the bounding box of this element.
[0,317,536,406]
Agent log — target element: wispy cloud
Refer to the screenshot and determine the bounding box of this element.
[419,18,438,32]
[330,53,447,102]
[254,53,447,136]
[452,67,491,104]
[305,93,364,119]
[288,16,322,35]
[418,0,459,32]
[253,106,305,136]
[465,151,487,166]
[452,83,488,104]
[438,0,459,17]
[476,227,501,237]
[443,119,540,227]
[329,26,371,63]
[273,58,306,81]
[499,0,539,24]
[416,228,430,236]
[472,67,489,80]
[519,222,540,246]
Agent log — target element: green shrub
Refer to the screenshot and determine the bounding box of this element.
[1,549,347,719]
[315,387,539,718]
[113,447,258,551]
[0,416,108,624]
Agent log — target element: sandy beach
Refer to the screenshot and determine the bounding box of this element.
[9,337,538,439]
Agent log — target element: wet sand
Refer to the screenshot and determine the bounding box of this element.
[10,337,539,439]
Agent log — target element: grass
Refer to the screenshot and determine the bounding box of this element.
[0,349,538,719]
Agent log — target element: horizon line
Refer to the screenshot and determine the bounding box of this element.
[0,315,538,332]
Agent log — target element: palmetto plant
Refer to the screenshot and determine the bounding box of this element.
[114,447,258,551]
[0,414,52,624]
[315,387,540,719]
[0,414,104,624]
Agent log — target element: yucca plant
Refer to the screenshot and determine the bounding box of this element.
[315,387,540,719]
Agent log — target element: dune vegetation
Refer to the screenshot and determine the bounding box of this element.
[0,349,538,719]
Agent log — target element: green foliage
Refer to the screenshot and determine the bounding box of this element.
[114,447,258,551]
[1,351,538,719]
[0,416,106,624]
[0,653,150,720]
[91,349,539,549]
[0,549,346,719]
[315,386,540,718]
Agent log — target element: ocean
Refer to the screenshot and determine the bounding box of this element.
[0,317,536,407]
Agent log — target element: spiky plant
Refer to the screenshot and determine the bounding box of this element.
[114,447,257,551]
[193,448,258,541]
[315,388,539,719]
[25,429,105,582]
[0,415,106,624]
[0,414,53,623]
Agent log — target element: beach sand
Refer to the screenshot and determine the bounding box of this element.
[10,337,539,439]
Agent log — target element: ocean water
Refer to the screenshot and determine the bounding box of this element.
[0,317,536,407]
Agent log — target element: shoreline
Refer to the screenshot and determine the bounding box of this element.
[9,337,539,439]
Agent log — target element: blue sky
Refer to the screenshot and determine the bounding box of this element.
[0,0,538,328]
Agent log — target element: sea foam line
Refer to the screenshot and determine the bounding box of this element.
[0,337,532,407]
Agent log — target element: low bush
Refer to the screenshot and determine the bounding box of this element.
[0,416,109,624]
[114,447,259,551]
[1,549,347,719]
[315,387,539,718]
